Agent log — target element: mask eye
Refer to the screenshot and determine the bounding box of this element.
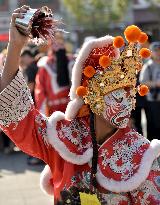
[112,95,123,103]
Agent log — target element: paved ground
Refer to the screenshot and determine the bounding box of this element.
[0,152,53,205]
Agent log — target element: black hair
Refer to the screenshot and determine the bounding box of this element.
[89,110,98,192]
[21,48,34,58]
[56,48,70,87]
[147,34,153,44]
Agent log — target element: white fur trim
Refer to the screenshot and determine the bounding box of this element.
[37,56,48,67]
[65,98,84,120]
[37,56,69,94]
[40,165,53,196]
[96,139,160,193]
[47,111,93,165]
[70,36,120,100]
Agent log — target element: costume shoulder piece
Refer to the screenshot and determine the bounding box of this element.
[96,127,160,193]
[46,112,93,165]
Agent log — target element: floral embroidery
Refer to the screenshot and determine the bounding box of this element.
[129,158,160,204]
[56,117,92,154]
[35,114,49,146]
[131,179,160,203]
[0,71,33,129]
[98,130,149,181]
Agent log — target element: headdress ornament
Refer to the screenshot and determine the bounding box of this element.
[65,25,151,120]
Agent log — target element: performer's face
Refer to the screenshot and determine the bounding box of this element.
[102,87,136,128]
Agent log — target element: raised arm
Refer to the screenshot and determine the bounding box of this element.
[0,6,55,164]
[0,5,29,91]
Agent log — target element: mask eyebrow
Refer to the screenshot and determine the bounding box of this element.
[111,89,126,100]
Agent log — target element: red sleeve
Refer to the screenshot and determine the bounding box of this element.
[130,157,160,204]
[34,67,48,114]
[0,71,55,164]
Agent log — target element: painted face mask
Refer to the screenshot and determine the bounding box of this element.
[102,87,136,128]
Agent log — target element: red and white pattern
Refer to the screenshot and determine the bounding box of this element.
[103,88,136,128]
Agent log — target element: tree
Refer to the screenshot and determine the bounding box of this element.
[62,0,129,32]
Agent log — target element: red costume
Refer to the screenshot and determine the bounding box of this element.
[35,56,70,116]
[1,25,160,204]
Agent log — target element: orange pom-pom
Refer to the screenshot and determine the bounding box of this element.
[113,36,125,48]
[138,32,148,44]
[99,55,111,68]
[124,25,141,42]
[83,66,96,78]
[138,84,149,96]
[76,86,87,97]
[139,48,151,58]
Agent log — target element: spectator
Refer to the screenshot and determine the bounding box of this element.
[140,41,160,140]
[20,48,39,99]
[35,44,70,117]
[131,34,152,136]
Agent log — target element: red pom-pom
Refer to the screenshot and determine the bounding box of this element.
[76,86,87,97]
[113,36,125,48]
[138,84,149,96]
[99,55,111,68]
[124,25,141,43]
[83,66,96,78]
[139,48,151,58]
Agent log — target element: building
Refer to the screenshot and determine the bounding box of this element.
[132,0,160,40]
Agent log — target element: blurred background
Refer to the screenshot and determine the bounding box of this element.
[0,0,160,49]
[1,0,160,205]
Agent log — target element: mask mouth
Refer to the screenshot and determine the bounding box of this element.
[108,110,131,128]
[115,114,130,123]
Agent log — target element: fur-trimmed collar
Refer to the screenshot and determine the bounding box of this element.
[45,112,160,192]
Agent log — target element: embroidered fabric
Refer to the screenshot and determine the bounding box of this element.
[96,134,160,193]
[98,130,149,181]
[46,113,160,193]
[130,157,160,203]
[0,70,34,128]
[47,112,93,165]
[56,117,92,155]
[35,114,49,146]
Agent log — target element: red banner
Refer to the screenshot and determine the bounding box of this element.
[0,33,9,42]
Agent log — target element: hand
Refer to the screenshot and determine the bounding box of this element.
[9,5,30,50]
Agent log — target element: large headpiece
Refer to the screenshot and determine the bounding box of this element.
[65,25,150,120]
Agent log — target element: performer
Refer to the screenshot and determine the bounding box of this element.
[35,43,70,116]
[1,6,160,204]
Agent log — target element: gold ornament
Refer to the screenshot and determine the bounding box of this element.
[84,43,142,115]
